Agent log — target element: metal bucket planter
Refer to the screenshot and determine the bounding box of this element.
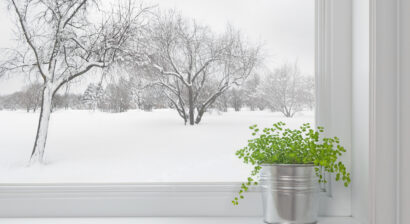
[260,164,319,224]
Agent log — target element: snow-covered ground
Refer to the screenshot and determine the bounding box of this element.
[0,109,313,183]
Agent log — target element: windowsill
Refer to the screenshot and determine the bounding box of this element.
[0,217,360,224]
[0,182,349,217]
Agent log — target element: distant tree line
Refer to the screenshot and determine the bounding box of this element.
[0,62,314,117]
[213,63,314,117]
[0,83,83,112]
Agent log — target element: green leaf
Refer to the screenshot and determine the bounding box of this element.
[232,122,351,205]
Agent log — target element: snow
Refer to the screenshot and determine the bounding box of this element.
[0,109,313,183]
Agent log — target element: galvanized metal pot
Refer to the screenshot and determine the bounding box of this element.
[260,164,319,224]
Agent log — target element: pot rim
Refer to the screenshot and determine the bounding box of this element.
[261,163,315,167]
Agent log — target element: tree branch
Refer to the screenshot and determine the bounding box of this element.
[62,0,88,29]
[10,0,47,81]
[192,58,216,82]
[53,63,104,94]
[151,63,190,86]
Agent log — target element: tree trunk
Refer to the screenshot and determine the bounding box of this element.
[283,107,292,118]
[195,107,205,124]
[30,85,53,164]
[223,102,228,112]
[195,92,222,124]
[234,103,241,111]
[188,87,195,125]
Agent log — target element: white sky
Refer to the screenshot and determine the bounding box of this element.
[0,0,314,94]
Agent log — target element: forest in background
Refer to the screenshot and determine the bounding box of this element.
[0,62,314,117]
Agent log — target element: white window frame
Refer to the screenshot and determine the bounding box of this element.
[0,0,354,218]
[369,0,407,223]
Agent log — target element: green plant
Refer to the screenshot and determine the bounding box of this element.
[232,122,350,205]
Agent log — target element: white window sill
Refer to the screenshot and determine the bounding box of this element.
[0,217,360,224]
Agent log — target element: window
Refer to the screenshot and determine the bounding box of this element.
[0,0,314,183]
[0,0,352,218]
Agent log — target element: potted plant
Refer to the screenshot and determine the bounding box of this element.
[233,122,350,224]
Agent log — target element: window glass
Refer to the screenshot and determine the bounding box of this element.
[0,0,314,183]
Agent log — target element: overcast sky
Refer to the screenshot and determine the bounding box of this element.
[0,0,314,94]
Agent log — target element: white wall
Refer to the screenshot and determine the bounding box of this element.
[351,0,369,223]
[399,0,410,223]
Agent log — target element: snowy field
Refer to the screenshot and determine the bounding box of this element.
[0,109,313,183]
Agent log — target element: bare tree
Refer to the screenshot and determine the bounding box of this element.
[303,75,315,110]
[227,87,245,112]
[261,62,314,117]
[0,0,150,164]
[81,83,103,110]
[146,11,260,125]
[213,91,229,112]
[129,75,167,111]
[1,91,23,110]
[242,74,265,111]
[102,78,133,113]
[51,92,79,110]
[21,83,42,112]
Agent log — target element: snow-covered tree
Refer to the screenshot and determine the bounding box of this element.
[1,92,23,110]
[242,74,265,111]
[21,83,42,112]
[51,93,81,110]
[132,86,166,111]
[146,11,260,125]
[227,87,245,112]
[0,0,151,164]
[213,91,229,112]
[102,78,132,113]
[0,96,3,110]
[127,72,166,111]
[82,83,96,110]
[81,83,103,110]
[261,62,314,117]
[303,75,316,110]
